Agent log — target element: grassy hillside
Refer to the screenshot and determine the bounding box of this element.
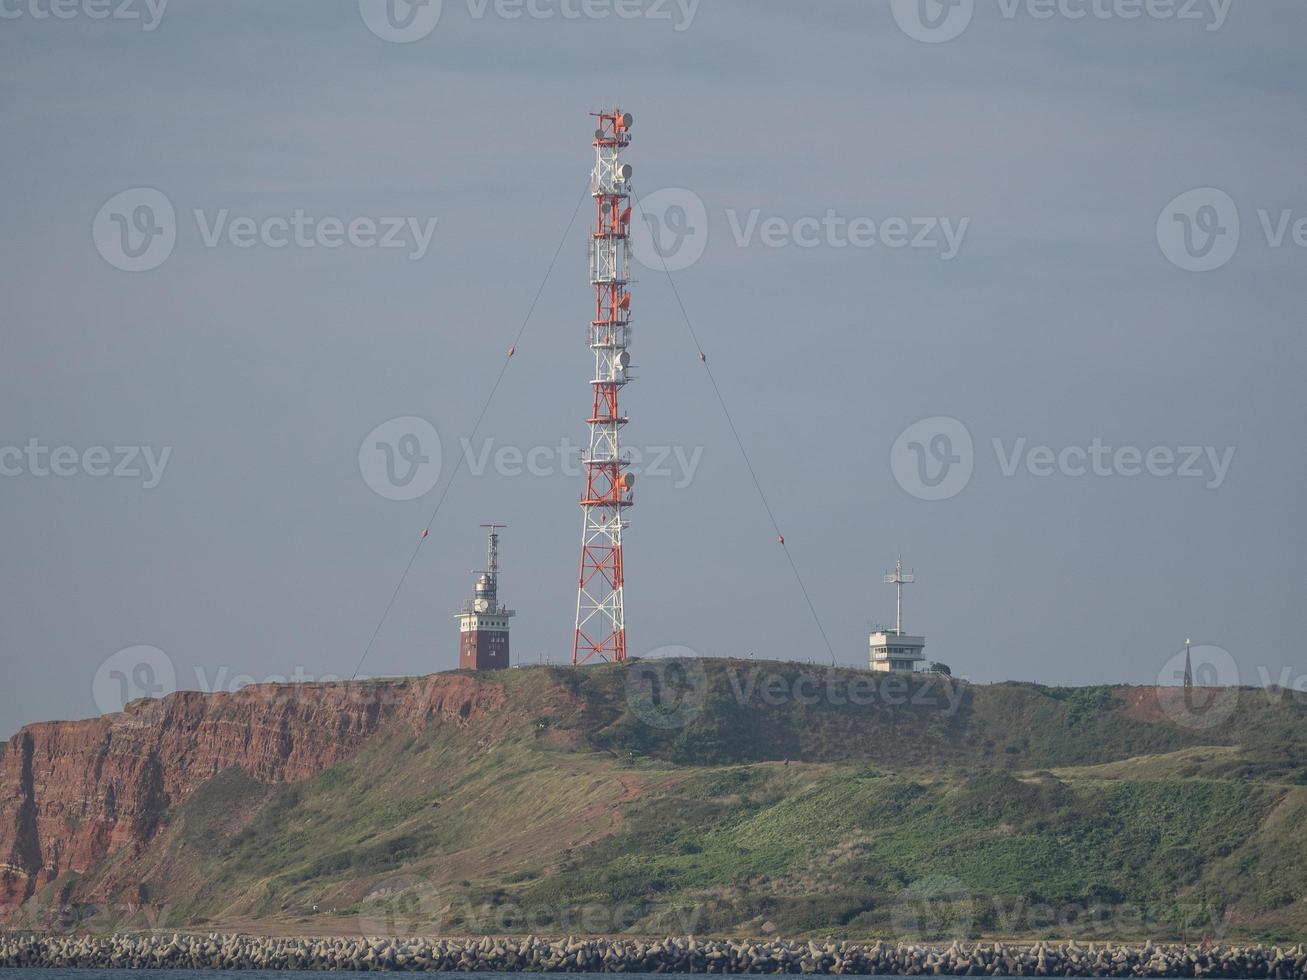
[11,661,1307,942]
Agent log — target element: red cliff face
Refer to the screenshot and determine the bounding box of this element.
[0,675,506,922]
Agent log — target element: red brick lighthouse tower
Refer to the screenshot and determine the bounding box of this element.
[458,524,515,671]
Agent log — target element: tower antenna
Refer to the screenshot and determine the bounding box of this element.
[884,555,915,635]
[481,523,507,588]
[573,108,635,665]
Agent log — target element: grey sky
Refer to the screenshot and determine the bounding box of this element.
[2,0,1304,737]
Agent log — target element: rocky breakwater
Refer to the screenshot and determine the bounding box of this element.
[1,934,1305,976]
[0,674,509,921]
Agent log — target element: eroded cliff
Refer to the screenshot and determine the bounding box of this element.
[0,675,507,920]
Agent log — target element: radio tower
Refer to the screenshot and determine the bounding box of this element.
[573,108,635,665]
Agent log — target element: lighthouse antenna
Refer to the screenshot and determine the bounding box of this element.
[480,523,507,583]
[459,525,515,672]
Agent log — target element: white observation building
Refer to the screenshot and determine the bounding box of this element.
[870,557,926,673]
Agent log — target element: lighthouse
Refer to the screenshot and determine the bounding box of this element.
[458,524,515,671]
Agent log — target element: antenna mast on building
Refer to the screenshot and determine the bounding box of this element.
[884,555,915,635]
[573,108,636,665]
[871,556,925,674]
[483,523,505,590]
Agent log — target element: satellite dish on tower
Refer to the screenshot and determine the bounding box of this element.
[618,351,631,369]
[621,112,634,130]
[617,164,633,181]
[595,128,605,140]
[622,472,636,490]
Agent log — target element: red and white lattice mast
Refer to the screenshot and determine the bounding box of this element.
[573,108,635,665]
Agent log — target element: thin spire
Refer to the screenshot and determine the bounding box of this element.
[884,557,915,635]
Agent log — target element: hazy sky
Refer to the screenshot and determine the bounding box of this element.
[2,0,1304,737]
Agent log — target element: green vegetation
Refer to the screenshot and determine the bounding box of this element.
[39,661,1307,942]
[518,767,1289,940]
